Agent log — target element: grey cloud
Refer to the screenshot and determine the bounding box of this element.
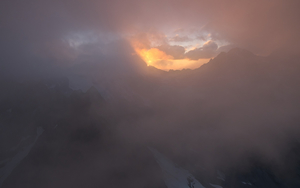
[169,35,192,42]
[157,44,186,59]
[1,0,300,62]
[185,41,218,60]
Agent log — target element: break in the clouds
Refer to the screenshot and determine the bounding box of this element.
[1,0,300,70]
[129,32,224,70]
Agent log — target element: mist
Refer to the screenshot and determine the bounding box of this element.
[1,0,300,188]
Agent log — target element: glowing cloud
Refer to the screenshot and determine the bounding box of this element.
[135,47,173,66]
[130,34,211,71]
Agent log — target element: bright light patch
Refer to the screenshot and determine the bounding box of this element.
[135,48,173,65]
[130,37,210,71]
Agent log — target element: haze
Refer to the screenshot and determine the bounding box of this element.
[1,0,300,188]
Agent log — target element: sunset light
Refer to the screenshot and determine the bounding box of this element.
[130,37,210,70]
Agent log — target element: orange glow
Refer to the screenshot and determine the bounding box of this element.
[130,39,209,71]
[135,48,173,66]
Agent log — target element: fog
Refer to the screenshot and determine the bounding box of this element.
[1,0,300,188]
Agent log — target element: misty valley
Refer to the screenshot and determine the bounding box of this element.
[1,48,300,188]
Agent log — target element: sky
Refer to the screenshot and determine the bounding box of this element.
[1,0,300,71]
